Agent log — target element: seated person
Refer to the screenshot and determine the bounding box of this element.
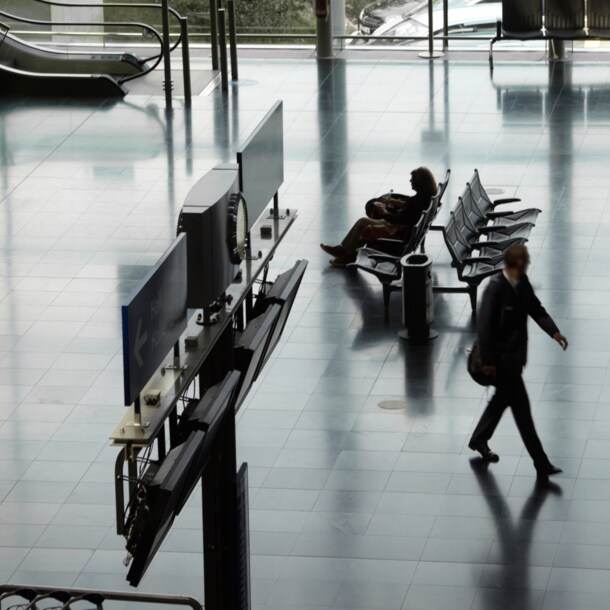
[320,166,437,267]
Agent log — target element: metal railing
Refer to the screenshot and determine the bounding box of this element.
[0,584,203,609]
[0,8,165,83]
[0,21,8,49]
[0,0,193,104]
[2,0,186,54]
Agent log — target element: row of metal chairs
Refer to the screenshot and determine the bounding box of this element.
[351,169,541,315]
[490,0,610,68]
[434,170,541,313]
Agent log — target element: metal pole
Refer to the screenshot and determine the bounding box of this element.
[227,0,238,80]
[161,0,173,109]
[209,0,219,70]
[418,0,443,59]
[218,8,229,92]
[133,396,142,427]
[180,17,192,105]
[316,3,333,58]
[550,39,566,60]
[443,0,449,53]
[332,0,345,50]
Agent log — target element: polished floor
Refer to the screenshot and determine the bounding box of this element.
[1,56,610,610]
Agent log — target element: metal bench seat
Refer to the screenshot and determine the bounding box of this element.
[348,169,538,315]
[587,0,610,36]
[348,175,449,311]
[489,0,610,68]
[545,0,586,38]
[453,198,535,245]
[433,212,506,314]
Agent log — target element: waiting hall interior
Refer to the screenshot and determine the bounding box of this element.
[1,1,610,609]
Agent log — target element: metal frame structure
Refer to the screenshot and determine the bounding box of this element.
[0,585,203,609]
[112,211,296,609]
[0,0,192,104]
[108,101,296,610]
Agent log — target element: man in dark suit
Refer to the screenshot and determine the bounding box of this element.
[468,244,569,477]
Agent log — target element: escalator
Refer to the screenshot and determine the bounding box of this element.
[0,1,182,97]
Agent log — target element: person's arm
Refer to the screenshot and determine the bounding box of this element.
[477,280,501,373]
[384,197,419,225]
[382,196,408,208]
[526,278,569,350]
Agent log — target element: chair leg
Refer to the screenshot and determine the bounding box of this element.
[489,39,496,71]
[468,285,478,315]
[383,284,391,311]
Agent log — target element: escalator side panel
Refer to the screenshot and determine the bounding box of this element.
[0,63,127,97]
[0,32,145,76]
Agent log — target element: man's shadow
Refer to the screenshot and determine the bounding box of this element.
[469,459,562,608]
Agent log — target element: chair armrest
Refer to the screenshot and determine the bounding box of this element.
[486,210,516,218]
[375,238,404,246]
[464,255,494,264]
[492,197,521,206]
[477,223,530,235]
[364,251,401,262]
[472,237,524,250]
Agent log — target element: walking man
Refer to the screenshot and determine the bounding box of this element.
[468,244,569,477]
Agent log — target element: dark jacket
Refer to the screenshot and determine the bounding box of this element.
[478,273,559,372]
[384,191,430,226]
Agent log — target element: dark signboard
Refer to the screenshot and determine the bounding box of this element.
[237,100,284,227]
[122,234,188,406]
[178,166,240,310]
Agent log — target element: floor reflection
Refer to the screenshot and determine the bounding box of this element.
[470,459,562,609]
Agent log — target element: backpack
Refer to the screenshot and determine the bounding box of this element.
[467,341,494,387]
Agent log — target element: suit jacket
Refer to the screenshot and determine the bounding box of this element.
[477,273,559,372]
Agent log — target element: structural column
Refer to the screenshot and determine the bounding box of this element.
[332,0,345,50]
[316,0,333,58]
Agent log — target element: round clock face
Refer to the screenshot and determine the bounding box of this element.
[227,192,249,264]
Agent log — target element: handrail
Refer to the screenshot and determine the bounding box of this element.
[26,0,184,57]
[0,584,203,609]
[0,9,164,83]
[0,21,9,49]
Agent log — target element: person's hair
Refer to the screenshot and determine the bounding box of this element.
[504,244,530,269]
[411,167,437,198]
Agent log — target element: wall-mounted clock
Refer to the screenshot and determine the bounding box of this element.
[227,191,249,264]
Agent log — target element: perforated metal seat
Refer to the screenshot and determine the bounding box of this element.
[500,0,543,39]
[587,0,610,36]
[434,212,506,313]
[490,0,543,68]
[454,197,534,244]
[466,169,541,229]
[545,0,586,38]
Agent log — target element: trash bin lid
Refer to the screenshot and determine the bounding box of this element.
[400,254,430,267]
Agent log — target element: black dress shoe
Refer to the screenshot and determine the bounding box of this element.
[536,464,563,478]
[468,441,500,463]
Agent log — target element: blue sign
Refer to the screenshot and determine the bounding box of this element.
[122,234,188,406]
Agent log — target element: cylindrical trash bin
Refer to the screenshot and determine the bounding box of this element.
[399,253,438,342]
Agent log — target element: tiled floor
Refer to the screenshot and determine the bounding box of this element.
[1,55,610,609]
